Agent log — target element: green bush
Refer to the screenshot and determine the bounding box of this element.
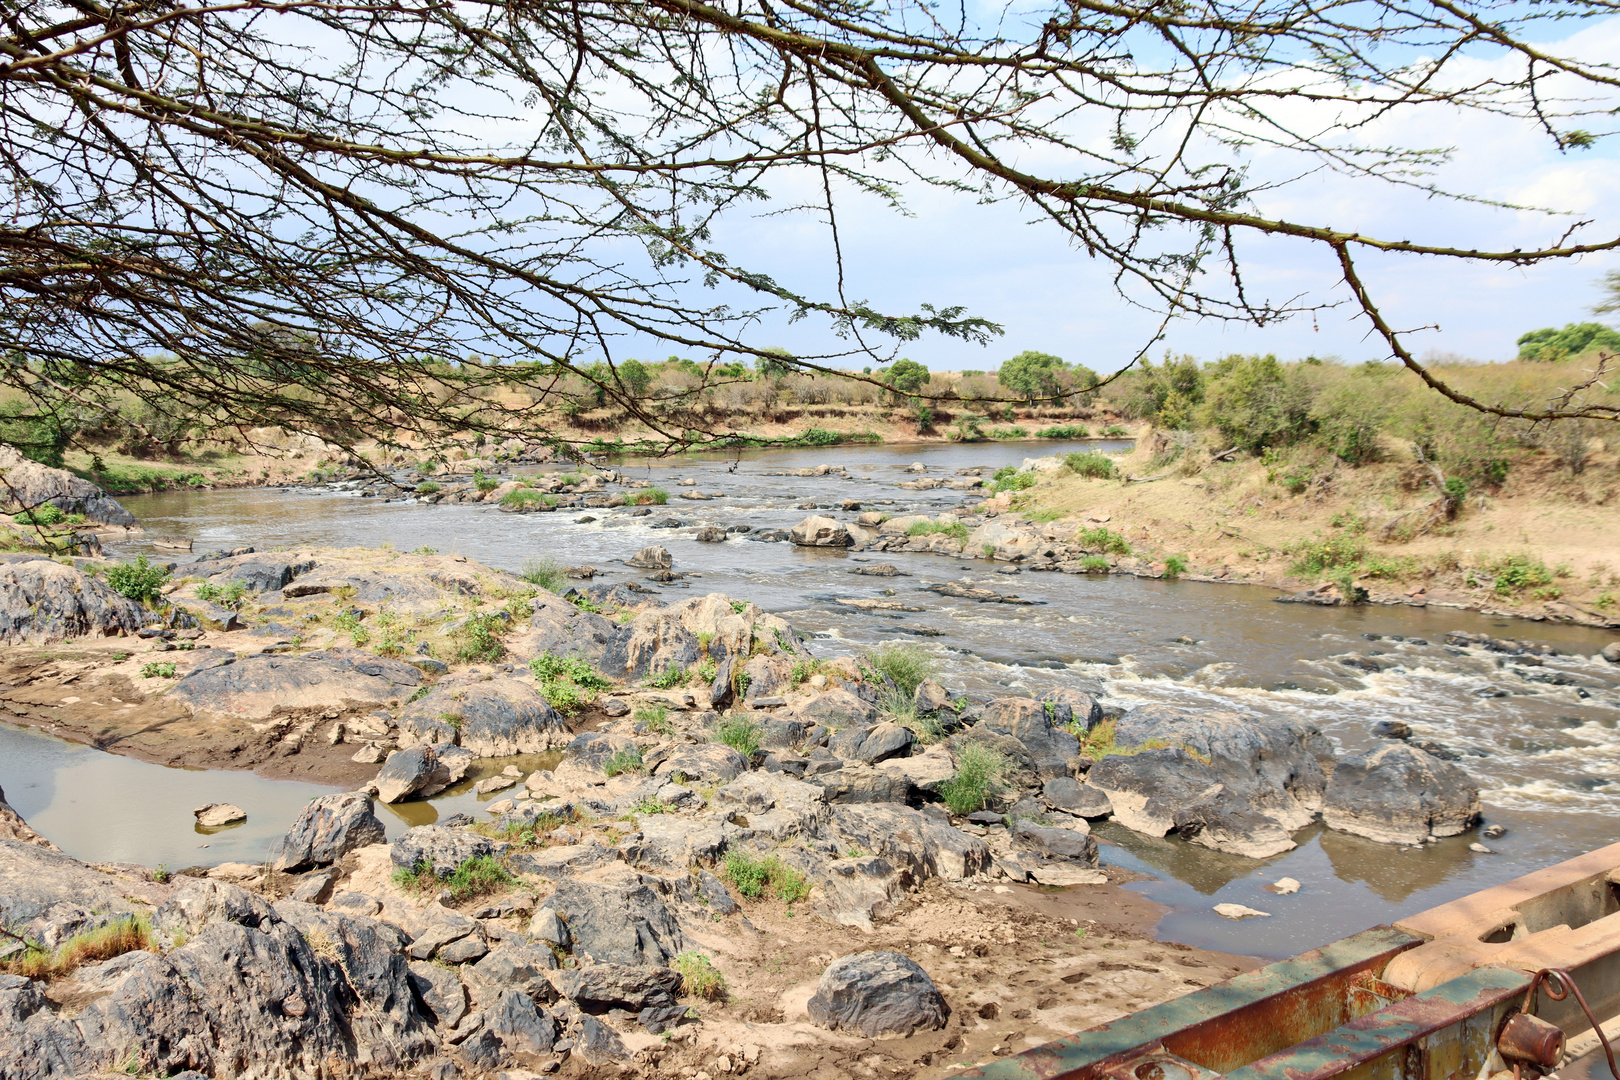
[1487,553,1555,596]
[392,854,514,901]
[989,466,1036,493]
[17,503,65,526]
[195,580,250,608]
[1035,424,1089,438]
[1102,424,1131,437]
[106,556,170,605]
[1076,526,1131,555]
[1290,537,1366,576]
[939,743,1009,816]
[1116,353,1204,427]
[1199,353,1316,453]
[711,715,761,756]
[865,643,938,697]
[501,488,557,508]
[452,612,507,662]
[415,481,441,495]
[987,426,1029,439]
[722,851,810,903]
[628,488,669,505]
[1079,555,1109,573]
[603,746,646,777]
[905,519,969,542]
[1164,555,1189,579]
[140,661,177,679]
[648,664,688,689]
[674,952,728,1000]
[520,558,567,592]
[473,471,499,493]
[634,703,674,735]
[1063,452,1117,479]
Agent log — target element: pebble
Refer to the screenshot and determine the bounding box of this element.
[1483,824,1508,839]
[1470,843,1494,854]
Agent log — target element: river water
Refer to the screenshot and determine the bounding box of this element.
[3,438,1617,959]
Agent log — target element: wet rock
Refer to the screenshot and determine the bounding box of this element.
[273,791,387,872]
[193,802,246,828]
[391,825,500,877]
[626,546,673,569]
[1602,642,1620,664]
[1322,743,1481,845]
[748,529,790,542]
[397,677,570,756]
[557,964,680,1011]
[807,951,949,1037]
[1371,720,1412,740]
[694,527,727,542]
[1084,747,1222,838]
[169,649,422,722]
[0,558,151,644]
[546,868,686,966]
[0,445,137,526]
[852,564,908,576]
[374,743,475,803]
[408,961,469,1028]
[652,743,748,784]
[1172,788,1299,859]
[789,515,853,547]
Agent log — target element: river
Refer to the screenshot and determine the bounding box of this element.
[3,437,1616,959]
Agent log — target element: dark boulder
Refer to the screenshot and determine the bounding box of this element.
[390,824,500,878]
[558,964,681,1011]
[1323,743,1481,845]
[827,722,915,763]
[272,791,386,872]
[807,951,949,1037]
[373,743,474,803]
[0,559,150,645]
[546,869,685,967]
[397,676,569,756]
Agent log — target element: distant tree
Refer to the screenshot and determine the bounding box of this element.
[998,352,1075,401]
[887,359,930,395]
[1596,272,1620,317]
[757,348,797,380]
[1200,355,1317,453]
[1120,354,1206,428]
[1517,323,1620,362]
[616,359,652,397]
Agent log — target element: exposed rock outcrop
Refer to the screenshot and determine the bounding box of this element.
[0,557,150,644]
[1323,743,1481,845]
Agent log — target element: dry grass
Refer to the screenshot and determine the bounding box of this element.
[2,916,154,979]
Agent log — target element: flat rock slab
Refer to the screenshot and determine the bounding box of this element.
[168,649,422,721]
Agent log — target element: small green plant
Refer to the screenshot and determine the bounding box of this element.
[789,658,822,686]
[722,851,810,904]
[438,710,464,731]
[633,795,675,815]
[674,952,728,1000]
[940,743,1009,815]
[635,703,675,735]
[1102,424,1130,437]
[520,558,567,592]
[629,488,670,505]
[1035,424,1090,438]
[648,664,688,689]
[413,545,439,555]
[392,855,515,902]
[772,626,797,655]
[17,503,65,526]
[603,746,646,777]
[567,592,605,614]
[529,652,612,688]
[140,661,176,678]
[987,425,1029,439]
[1163,554,1189,579]
[1076,526,1132,555]
[452,612,507,662]
[1064,451,1118,479]
[1488,553,1556,597]
[473,471,499,494]
[105,556,171,605]
[195,580,250,609]
[729,599,747,614]
[1080,555,1109,573]
[152,864,170,884]
[502,488,558,508]
[989,466,1037,493]
[416,481,441,495]
[711,714,761,756]
[2,916,154,979]
[905,519,970,542]
[865,642,938,697]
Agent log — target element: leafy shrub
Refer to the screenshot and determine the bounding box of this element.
[1076,526,1131,555]
[1487,554,1555,596]
[603,747,646,777]
[711,715,761,756]
[529,652,611,688]
[722,852,810,903]
[648,664,688,689]
[940,743,1009,816]
[674,952,728,1000]
[452,612,507,662]
[987,426,1029,439]
[1516,322,1620,362]
[1199,353,1316,453]
[1102,424,1131,437]
[473,471,499,493]
[17,503,65,526]
[106,555,170,604]
[540,681,586,714]
[140,661,176,679]
[905,519,968,542]
[1164,555,1189,579]
[989,467,1037,493]
[1035,424,1089,438]
[865,643,938,697]
[1064,452,1117,479]
[1290,537,1365,576]
[195,580,250,608]
[392,854,515,902]
[628,488,669,505]
[416,481,441,495]
[520,558,566,592]
[1079,555,1109,573]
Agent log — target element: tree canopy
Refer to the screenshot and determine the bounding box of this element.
[2,0,1617,457]
[1517,324,1620,363]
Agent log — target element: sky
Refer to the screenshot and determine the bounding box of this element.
[632,13,1620,375]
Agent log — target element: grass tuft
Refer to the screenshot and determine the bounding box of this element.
[674,952,728,1000]
[3,916,154,979]
[391,854,515,902]
[939,743,1009,816]
[722,851,810,904]
[711,714,761,756]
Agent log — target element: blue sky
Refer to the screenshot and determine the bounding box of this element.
[650,15,1620,374]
